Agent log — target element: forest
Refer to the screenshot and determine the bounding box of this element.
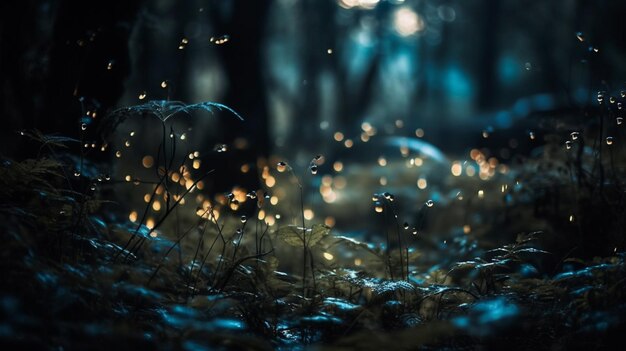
[1,0,626,350]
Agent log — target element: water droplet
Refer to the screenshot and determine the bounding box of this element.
[482,130,489,138]
[160,80,168,88]
[215,144,227,152]
[310,164,318,175]
[104,174,111,181]
[73,170,81,177]
[374,202,383,213]
[277,161,287,172]
[246,191,257,199]
[576,32,584,42]
[326,48,333,54]
[606,136,614,145]
[610,96,616,104]
[524,62,532,71]
[240,215,247,223]
[412,228,418,235]
[107,60,114,70]
[617,117,623,125]
[227,193,235,201]
[621,91,626,98]
[383,192,392,200]
[425,200,434,207]
[138,91,147,100]
[211,35,230,45]
[597,91,605,104]
[403,222,409,230]
[81,123,87,131]
[565,141,572,150]
[372,194,380,202]
[115,151,122,158]
[180,133,186,140]
[529,131,535,140]
[570,131,579,140]
[589,46,599,53]
[90,184,96,191]
[618,102,623,110]
[130,131,135,137]
[124,140,131,147]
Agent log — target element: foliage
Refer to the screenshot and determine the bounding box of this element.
[2,100,626,350]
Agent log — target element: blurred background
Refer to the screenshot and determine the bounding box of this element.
[2,0,626,248]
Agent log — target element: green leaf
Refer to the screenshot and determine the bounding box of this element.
[308,224,331,247]
[276,225,305,246]
[276,224,330,247]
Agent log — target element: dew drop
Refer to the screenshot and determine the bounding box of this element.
[372,194,380,202]
[524,62,532,71]
[277,161,287,172]
[565,141,572,150]
[246,191,257,199]
[81,123,87,131]
[617,117,623,125]
[570,131,579,140]
[618,102,623,110]
[73,170,81,177]
[621,91,626,98]
[160,80,168,88]
[107,60,114,70]
[529,131,535,140]
[215,144,227,152]
[403,222,410,230]
[576,32,584,42]
[138,92,147,100]
[374,202,384,213]
[412,228,418,235]
[124,140,131,147]
[425,200,434,207]
[606,136,614,145]
[240,215,247,223]
[610,96,616,104]
[597,91,605,104]
[212,34,230,45]
[90,184,96,191]
[227,193,235,201]
[104,174,111,181]
[310,164,318,175]
[130,131,135,137]
[115,150,122,158]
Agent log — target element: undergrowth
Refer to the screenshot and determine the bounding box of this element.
[1,99,625,351]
